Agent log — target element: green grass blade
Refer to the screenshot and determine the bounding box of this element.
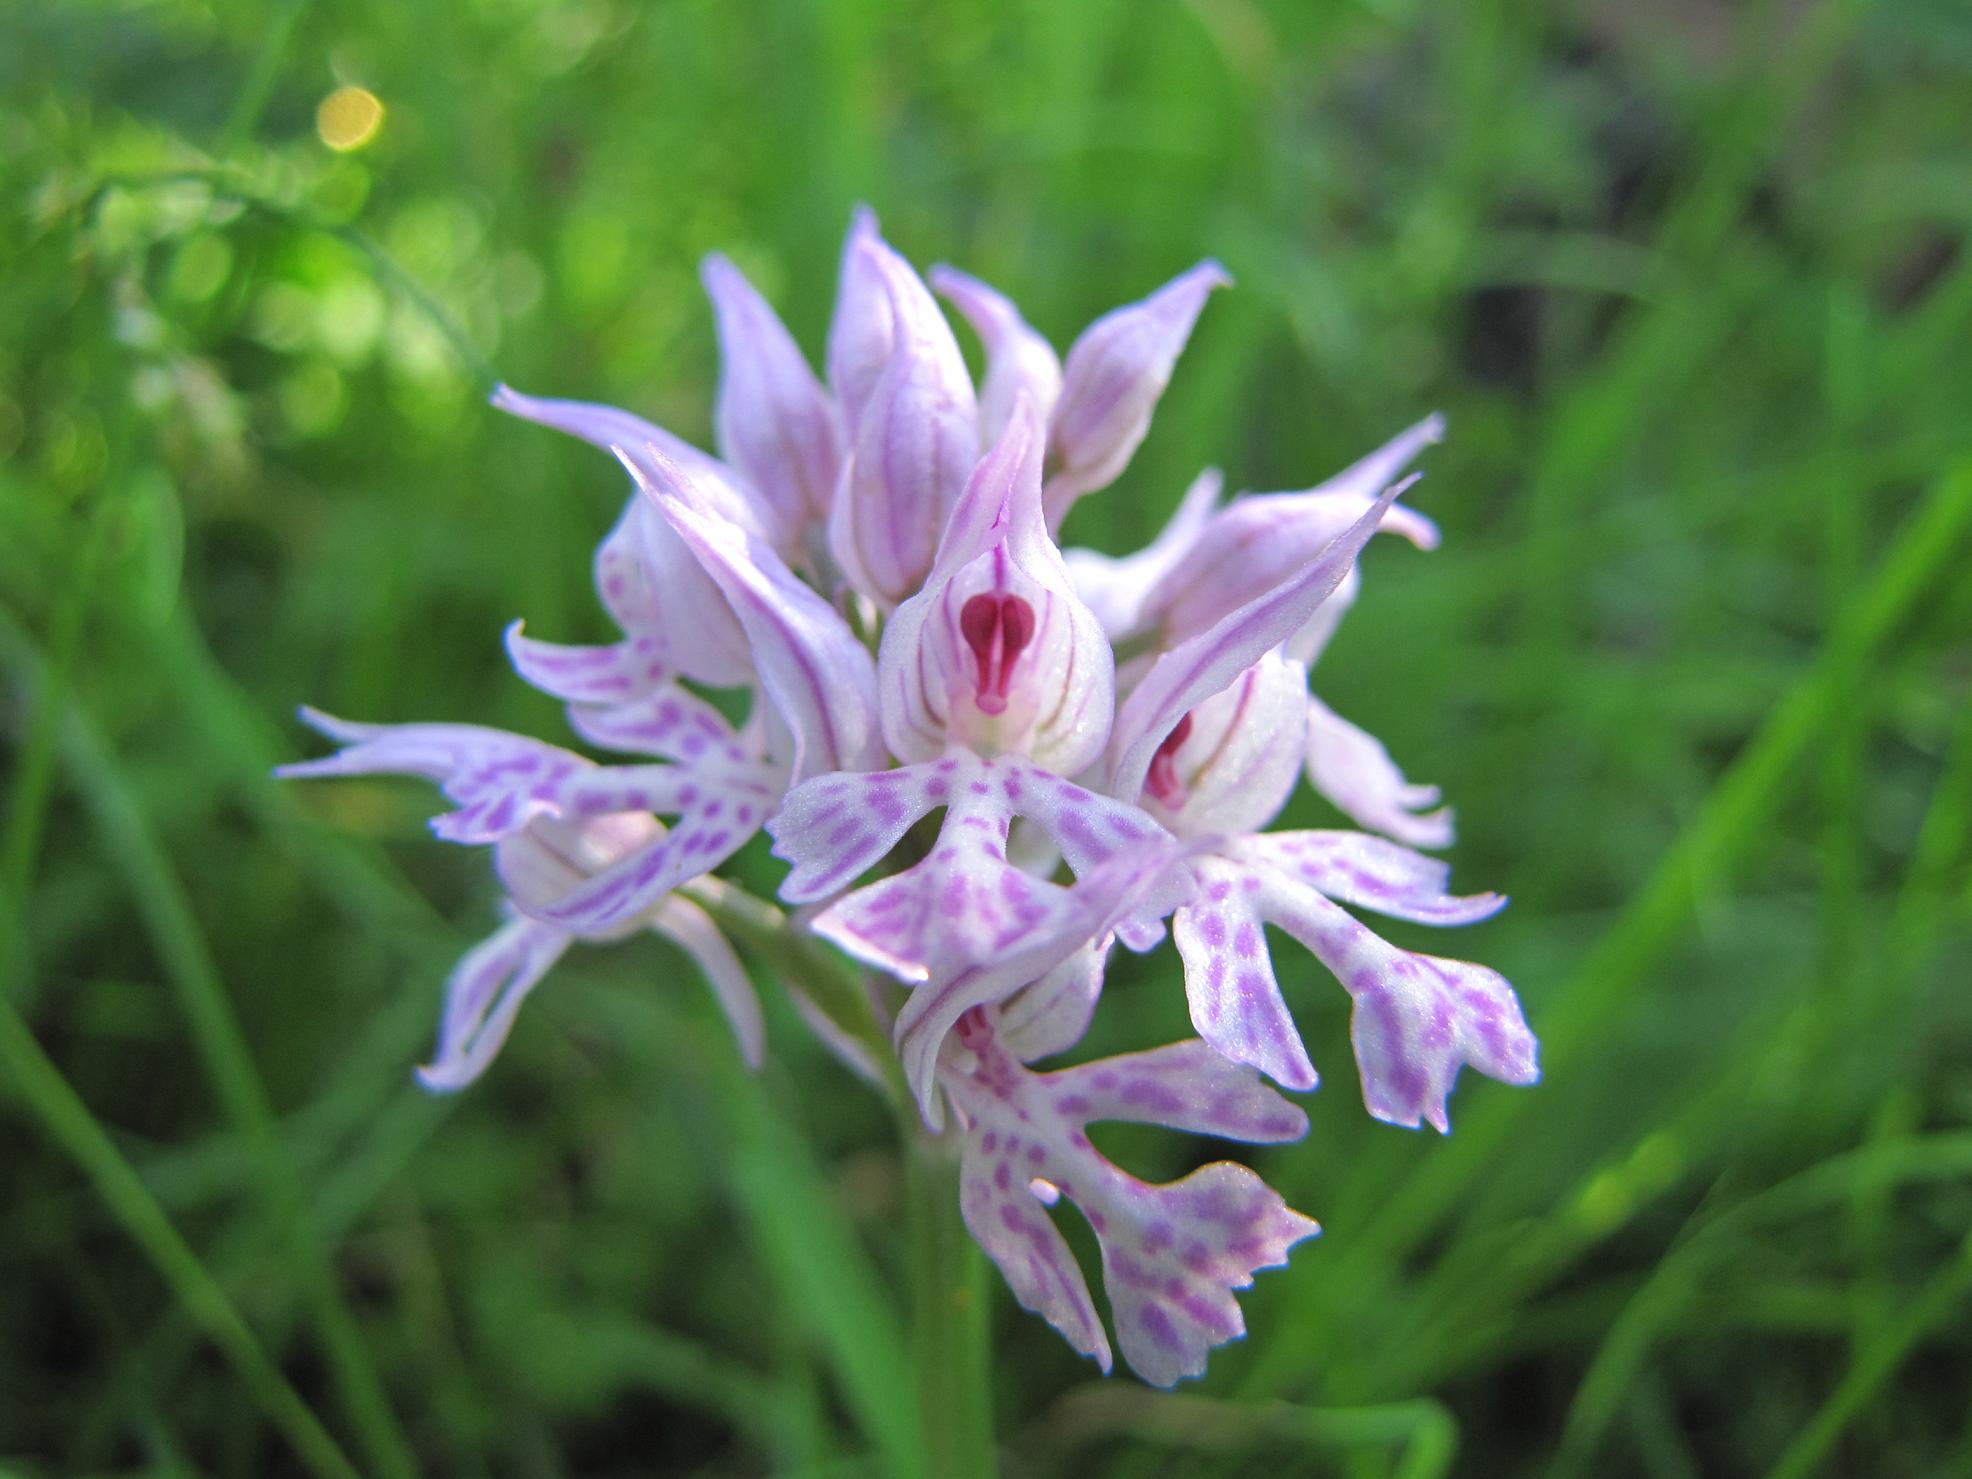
[0,997,361,1479]
[0,612,421,1479]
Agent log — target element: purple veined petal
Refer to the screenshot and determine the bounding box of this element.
[1305,695,1454,849]
[1043,260,1230,531]
[563,685,756,766]
[1266,885,1538,1132]
[922,389,1053,584]
[941,1011,1317,1386]
[508,483,754,695]
[417,916,572,1092]
[1142,415,1444,649]
[495,390,770,688]
[1106,475,1414,804]
[825,205,894,435]
[649,893,764,1069]
[504,622,675,706]
[1170,855,1319,1092]
[793,753,1062,976]
[768,762,954,904]
[1098,1160,1318,1387]
[1170,845,1534,1124]
[771,753,1182,924]
[826,233,980,607]
[1062,467,1223,641]
[996,760,1173,877]
[1135,651,1309,841]
[930,263,1064,444]
[547,761,778,823]
[277,709,589,845]
[511,789,760,935]
[1227,830,1505,927]
[703,252,844,531]
[776,751,1177,918]
[888,831,1197,1126]
[1043,1038,1311,1143]
[812,826,1084,985]
[1288,564,1360,670]
[487,736,779,938]
[491,383,775,543]
[996,939,1111,1063]
[875,399,1116,776]
[621,447,883,784]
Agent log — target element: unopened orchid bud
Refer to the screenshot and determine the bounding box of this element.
[931,263,1063,444]
[828,233,981,607]
[1044,260,1229,528]
[1143,414,1444,649]
[825,206,893,432]
[702,253,843,535]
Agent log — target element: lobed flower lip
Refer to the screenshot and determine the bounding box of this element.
[941,1013,1317,1385]
[283,209,1540,1387]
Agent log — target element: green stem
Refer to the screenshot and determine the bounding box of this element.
[907,1129,997,1479]
[685,876,907,1107]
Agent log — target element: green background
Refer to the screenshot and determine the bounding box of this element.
[4,0,1972,1474]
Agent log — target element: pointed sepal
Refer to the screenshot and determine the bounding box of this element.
[1044,261,1229,528]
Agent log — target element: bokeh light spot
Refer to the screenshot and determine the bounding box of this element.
[317,86,385,152]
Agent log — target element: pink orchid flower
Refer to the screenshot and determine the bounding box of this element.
[284,209,1538,1385]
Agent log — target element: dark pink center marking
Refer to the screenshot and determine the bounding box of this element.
[959,593,1035,716]
[1145,711,1194,804]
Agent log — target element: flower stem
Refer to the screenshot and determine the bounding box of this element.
[907,1128,997,1479]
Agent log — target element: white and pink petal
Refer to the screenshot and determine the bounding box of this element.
[876,398,1115,775]
[1304,696,1454,850]
[941,1013,1317,1386]
[1141,414,1444,650]
[827,233,980,607]
[930,264,1063,444]
[277,710,586,845]
[1106,476,1413,805]
[703,252,843,535]
[625,450,883,784]
[1171,845,1534,1129]
[416,915,572,1093]
[1044,261,1231,529]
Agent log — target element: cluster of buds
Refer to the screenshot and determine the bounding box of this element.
[283,211,1538,1386]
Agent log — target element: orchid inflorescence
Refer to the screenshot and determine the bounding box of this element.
[282,209,1539,1387]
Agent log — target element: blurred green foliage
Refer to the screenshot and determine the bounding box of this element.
[4,0,1972,1474]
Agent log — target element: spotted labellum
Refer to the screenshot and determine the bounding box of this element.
[283,211,1539,1387]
